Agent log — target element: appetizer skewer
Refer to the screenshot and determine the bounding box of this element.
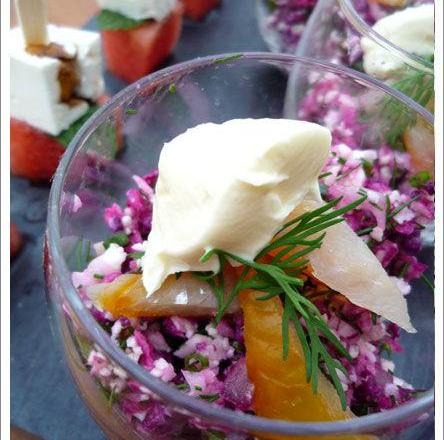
[96,0,184,83]
[10,0,106,180]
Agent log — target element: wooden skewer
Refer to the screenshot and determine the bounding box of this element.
[14,0,49,46]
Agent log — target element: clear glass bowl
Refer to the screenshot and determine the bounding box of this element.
[45,53,434,439]
[298,0,433,70]
[257,0,434,107]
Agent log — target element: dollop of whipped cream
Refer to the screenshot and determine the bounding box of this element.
[142,119,331,295]
[361,4,434,79]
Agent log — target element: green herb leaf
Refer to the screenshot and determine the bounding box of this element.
[387,195,420,221]
[98,383,119,408]
[54,105,99,148]
[125,108,138,115]
[184,353,209,372]
[356,226,374,237]
[168,83,177,94]
[198,393,220,403]
[97,9,146,31]
[378,67,434,147]
[128,251,145,260]
[199,194,367,409]
[379,342,392,358]
[362,159,374,177]
[399,263,410,278]
[282,297,291,360]
[409,170,431,188]
[232,341,245,354]
[103,232,129,249]
[266,0,278,11]
[214,54,242,65]
[93,118,121,159]
[207,430,226,440]
[73,237,92,271]
[421,273,434,293]
[357,193,421,237]
[350,59,364,72]
[73,333,93,361]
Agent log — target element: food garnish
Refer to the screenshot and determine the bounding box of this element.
[97,9,146,31]
[241,290,373,439]
[199,193,369,406]
[98,2,183,82]
[380,66,434,148]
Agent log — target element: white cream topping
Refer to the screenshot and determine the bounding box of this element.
[142,119,331,295]
[361,4,434,79]
[97,0,176,21]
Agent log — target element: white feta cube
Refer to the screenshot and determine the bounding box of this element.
[97,0,176,21]
[10,25,104,136]
[47,25,104,100]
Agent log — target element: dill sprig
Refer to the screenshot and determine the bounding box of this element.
[266,0,278,11]
[379,65,434,148]
[199,191,368,409]
[421,273,434,293]
[356,194,421,237]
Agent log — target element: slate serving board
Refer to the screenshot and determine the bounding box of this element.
[10,1,434,439]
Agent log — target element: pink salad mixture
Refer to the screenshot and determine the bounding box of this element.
[71,85,434,437]
[300,77,434,284]
[313,292,415,414]
[264,0,318,52]
[265,0,432,64]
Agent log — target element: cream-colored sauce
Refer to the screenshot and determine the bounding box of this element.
[361,4,434,79]
[142,119,331,294]
[141,118,414,333]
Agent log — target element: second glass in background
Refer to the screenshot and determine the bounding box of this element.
[257,0,434,111]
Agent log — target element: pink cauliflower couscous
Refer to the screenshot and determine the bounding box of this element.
[263,0,433,67]
[72,161,432,436]
[70,79,434,438]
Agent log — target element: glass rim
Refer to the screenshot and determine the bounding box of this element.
[47,52,434,436]
[338,0,434,74]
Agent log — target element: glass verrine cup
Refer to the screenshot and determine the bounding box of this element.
[45,53,434,440]
[257,0,434,109]
[296,0,434,107]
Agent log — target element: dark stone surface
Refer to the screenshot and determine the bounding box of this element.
[11,2,267,439]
